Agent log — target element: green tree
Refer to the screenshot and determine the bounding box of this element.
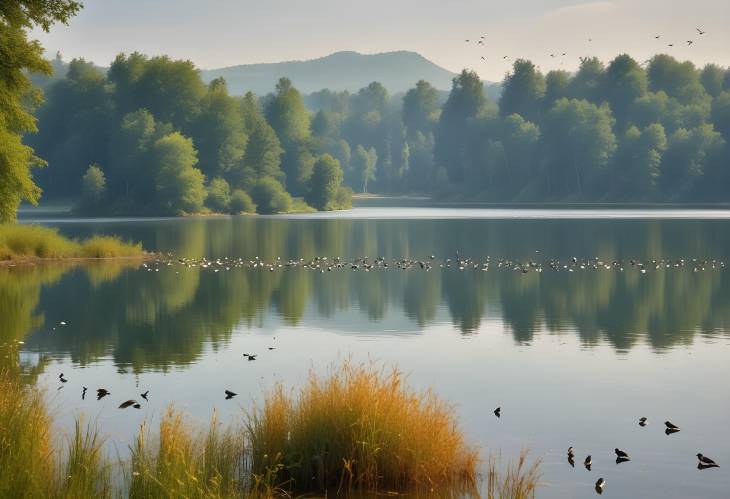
[238,92,284,188]
[229,189,256,214]
[569,57,605,103]
[250,177,293,214]
[435,70,486,184]
[501,114,540,197]
[711,91,730,140]
[0,0,81,222]
[205,177,232,213]
[647,55,707,105]
[604,54,648,127]
[152,132,206,214]
[542,99,617,197]
[660,125,725,198]
[612,124,667,198]
[81,163,106,207]
[543,70,571,110]
[306,154,345,210]
[353,145,377,193]
[500,59,546,122]
[700,64,726,97]
[402,80,439,138]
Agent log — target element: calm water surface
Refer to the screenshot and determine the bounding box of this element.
[5,205,730,498]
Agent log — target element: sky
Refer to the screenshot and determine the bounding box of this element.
[31,0,730,82]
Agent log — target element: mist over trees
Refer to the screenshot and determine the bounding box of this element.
[26,51,730,214]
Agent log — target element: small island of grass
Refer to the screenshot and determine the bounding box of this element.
[0,224,145,263]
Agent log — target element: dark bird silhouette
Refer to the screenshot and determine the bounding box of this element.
[481,56,486,60]
[696,28,705,35]
[568,446,575,458]
[141,390,149,401]
[96,388,110,400]
[478,40,484,45]
[687,40,694,46]
[666,428,680,435]
[655,35,661,39]
[59,373,68,383]
[494,407,501,418]
[615,448,630,460]
[639,417,648,427]
[665,421,680,431]
[698,462,720,470]
[584,455,592,470]
[119,400,140,409]
[465,39,470,43]
[225,390,237,400]
[568,455,575,467]
[595,478,605,494]
[697,454,718,467]
[268,347,276,350]
[668,43,674,47]
[82,386,87,400]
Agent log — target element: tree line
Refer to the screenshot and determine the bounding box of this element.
[30,52,730,211]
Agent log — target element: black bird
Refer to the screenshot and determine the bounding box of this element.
[119,400,141,409]
[59,373,68,383]
[584,455,592,470]
[481,56,486,61]
[687,40,694,46]
[655,35,661,39]
[225,390,237,400]
[595,478,605,494]
[568,455,575,467]
[615,448,630,460]
[82,386,87,400]
[696,28,705,35]
[494,407,501,418]
[639,417,647,427]
[668,43,674,47]
[568,446,575,458]
[697,454,719,467]
[665,421,680,431]
[141,390,149,401]
[268,347,275,351]
[96,388,110,400]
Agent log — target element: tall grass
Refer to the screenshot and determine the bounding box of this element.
[129,407,245,498]
[246,361,480,495]
[0,224,143,261]
[487,451,541,499]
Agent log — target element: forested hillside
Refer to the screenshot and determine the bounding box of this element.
[29,52,730,214]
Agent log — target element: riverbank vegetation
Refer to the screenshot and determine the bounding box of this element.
[0,224,144,262]
[0,363,539,498]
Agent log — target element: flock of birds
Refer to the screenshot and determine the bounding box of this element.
[493,406,720,495]
[139,253,725,276]
[463,27,709,66]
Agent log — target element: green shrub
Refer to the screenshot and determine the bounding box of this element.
[229,189,256,214]
[250,177,293,214]
[206,177,232,213]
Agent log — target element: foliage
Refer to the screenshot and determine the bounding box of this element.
[305,154,346,210]
[250,177,293,214]
[206,177,232,213]
[152,132,207,215]
[229,189,256,214]
[81,163,106,207]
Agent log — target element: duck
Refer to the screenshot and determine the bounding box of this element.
[697,454,719,467]
[225,390,237,400]
[96,388,110,400]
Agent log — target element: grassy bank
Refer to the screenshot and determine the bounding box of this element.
[0,363,539,498]
[0,224,144,262]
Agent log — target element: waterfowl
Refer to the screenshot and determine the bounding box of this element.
[595,478,605,494]
[568,446,574,458]
[494,407,501,418]
[639,417,647,426]
[615,448,630,460]
[584,455,592,470]
[141,390,149,401]
[59,373,68,383]
[119,400,140,409]
[665,421,680,431]
[96,388,110,400]
[225,390,237,400]
[697,454,718,467]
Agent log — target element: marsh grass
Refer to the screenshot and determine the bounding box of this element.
[246,361,480,495]
[129,407,245,498]
[57,418,112,499]
[487,451,541,499]
[0,224,143,261]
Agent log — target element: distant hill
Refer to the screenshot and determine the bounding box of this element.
[201,51,459,95]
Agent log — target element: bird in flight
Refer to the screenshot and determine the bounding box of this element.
[655,35,661,39]
[687,40,694,46]
[697,28,705,35]
[668,43,674,47]
[697,454,719,467]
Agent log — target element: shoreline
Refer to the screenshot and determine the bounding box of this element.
[0,253,156,267]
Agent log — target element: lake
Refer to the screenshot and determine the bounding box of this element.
[5,203,730,498]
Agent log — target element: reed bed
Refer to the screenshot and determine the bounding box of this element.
[246,361,480,495]
[0,224,143,261]
[1,363,540,498]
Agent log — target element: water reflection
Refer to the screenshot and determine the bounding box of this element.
[2,217,730,373]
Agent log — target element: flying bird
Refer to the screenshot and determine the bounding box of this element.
[595,478,606,494]
[494,407,501,418]
[119,400,141,409]
[639,417,648,427]
[696,28,705,35]
[141,390,149,401]
[225,390,237,400]
[97,388,110,400]
[615,448,630,460]
[655,35,661,39]
[668,43,674,47]
[665,421,680,430]
[59,373,68,383]
[687,40,694,46]
[584,455,592,470]
[82,386,87,400]
[568,446,575,458]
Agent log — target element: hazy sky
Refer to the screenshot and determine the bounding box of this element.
[31,0,730,82]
